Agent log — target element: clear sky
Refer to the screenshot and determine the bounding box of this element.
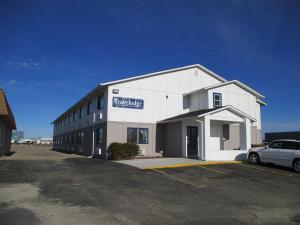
[0,0,299,138]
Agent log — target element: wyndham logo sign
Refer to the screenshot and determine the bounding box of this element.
[112,97,144,109]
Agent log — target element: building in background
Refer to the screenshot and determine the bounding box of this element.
[35,137,53,145]
[0,89,16,156]
[265,132,300,143]
[52,64,266,161]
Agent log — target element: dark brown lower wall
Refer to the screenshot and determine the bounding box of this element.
[53,122,107,159]
[106,121,158,156]
[161,122,182,157]
[0,119,12,156]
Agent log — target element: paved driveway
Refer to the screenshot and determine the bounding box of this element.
[1,145,300,225]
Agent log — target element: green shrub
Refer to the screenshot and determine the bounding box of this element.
[108,142,139,160]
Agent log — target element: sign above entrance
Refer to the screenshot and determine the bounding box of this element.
[112,97,144,109]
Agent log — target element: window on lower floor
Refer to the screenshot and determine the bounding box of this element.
[71,133,75,144]
[77,132,84,144]
[127,128,149,144]
[96,128,104,144]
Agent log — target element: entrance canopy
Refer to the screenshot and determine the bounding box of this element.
[159,106,256,124]
[159,106,255,161]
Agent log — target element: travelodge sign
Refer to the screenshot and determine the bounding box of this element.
[112,97,144,110]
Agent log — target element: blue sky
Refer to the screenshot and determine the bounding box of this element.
[0,0,299,138]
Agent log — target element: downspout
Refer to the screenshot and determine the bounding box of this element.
[88,112,96,159]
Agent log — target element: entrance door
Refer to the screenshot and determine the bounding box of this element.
[187,126,198,157]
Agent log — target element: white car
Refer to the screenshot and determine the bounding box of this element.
[248,139,300,173]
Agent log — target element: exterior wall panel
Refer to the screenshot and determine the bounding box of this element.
[107,68,222,124]
[0,119,12,156]
[163,122,182,157]
[106,121,157,157]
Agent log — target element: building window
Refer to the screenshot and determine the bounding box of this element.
[79,107,83,119]
[81,132,84,144]
[77,133,80,144]
[96,128,104,144]
[77,132,84,144]
[68,114,71,124]
[97,94,104,110]
[71,134,74,144]
[87,101,92,115]
[213,93,222,107]
[73,111,76,121]
[127,128,149,144]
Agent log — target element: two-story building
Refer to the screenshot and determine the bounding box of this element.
[52,64,266,160]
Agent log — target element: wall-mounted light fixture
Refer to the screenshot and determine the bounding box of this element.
[112,89,119,94]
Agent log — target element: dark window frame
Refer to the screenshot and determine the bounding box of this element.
[213,92,222,108]
[127,127,149,144]
[87,101,92,115]
[97,94,104,110]
[72,111,76,121]
[79,106,83,119]
[96,128,104,144]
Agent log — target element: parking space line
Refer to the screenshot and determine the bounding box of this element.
[150,168,207,188]
[196,165,230,175]
[151,168,169,176]
[236,163,293,177]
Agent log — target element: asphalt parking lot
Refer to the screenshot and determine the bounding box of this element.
[1,146,300,225]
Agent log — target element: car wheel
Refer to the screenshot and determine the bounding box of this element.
[249,153,260,165]
[292,159,300,173]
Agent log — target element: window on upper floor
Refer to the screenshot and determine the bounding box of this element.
[79,106,83,119]
[87,101,92,115]
[97,94,104,110]
[213,93,222,108]
[73,111,76,121]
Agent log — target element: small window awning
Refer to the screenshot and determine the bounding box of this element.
[158,106,256,123]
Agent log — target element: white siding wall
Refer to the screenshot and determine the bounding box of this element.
[189,83,262,127]
[255,102,262,130]
[208,83,257,118]
[107,68,222,123]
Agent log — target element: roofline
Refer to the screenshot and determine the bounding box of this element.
[100,64,227,86]
[183,80,265,99]
[256,99,267,106]
[269,139,300,142]
[52,64,228,124]
[159,105,256,123]
[51,84,105,124]
[197,105,256,122]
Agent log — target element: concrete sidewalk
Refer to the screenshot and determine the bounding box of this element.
[115,157,241,169]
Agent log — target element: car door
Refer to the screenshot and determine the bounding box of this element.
[261,141,283,163]
[277,141,298,166]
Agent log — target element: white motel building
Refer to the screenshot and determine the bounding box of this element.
[52,64,266,161]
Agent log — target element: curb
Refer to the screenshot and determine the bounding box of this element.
[141,160,243,170]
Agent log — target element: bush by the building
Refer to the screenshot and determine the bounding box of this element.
[108,142,139,160]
